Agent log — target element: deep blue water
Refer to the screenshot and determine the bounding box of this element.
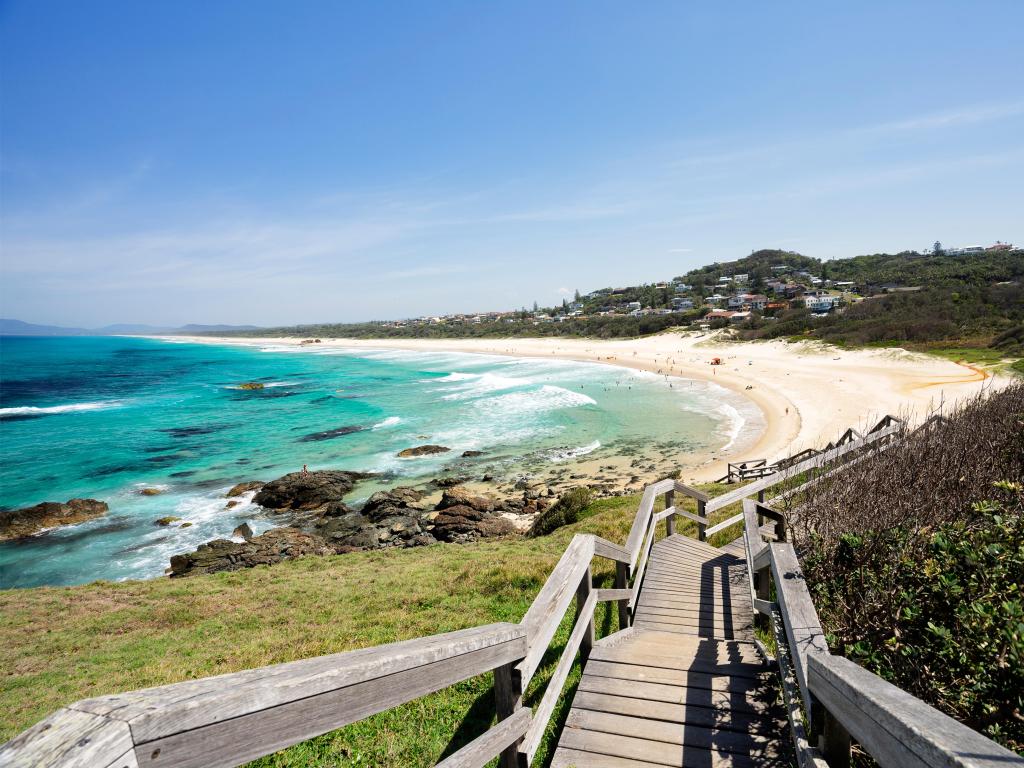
[0,336,755,587]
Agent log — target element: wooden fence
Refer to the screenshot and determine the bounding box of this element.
[741,497,1023,768]
[3,411,1017,768]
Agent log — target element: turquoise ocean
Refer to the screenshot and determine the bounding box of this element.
[0,336,759,588]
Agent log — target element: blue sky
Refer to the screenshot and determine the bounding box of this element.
[2,1,1022,327]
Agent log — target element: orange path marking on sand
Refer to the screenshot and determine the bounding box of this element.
[919,361,989,388]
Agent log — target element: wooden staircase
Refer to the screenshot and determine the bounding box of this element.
[552,534,789,767]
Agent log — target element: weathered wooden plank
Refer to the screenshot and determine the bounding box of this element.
[598,629,761,657]
[566,708,786,757]
[577,674,776,716]
[592,535,630,564]
[550,747,667,768]
[636,584,751,603]
[705,512,745,537]
[0,708,138,768]
[595,588,633,602]
[635,599,751,620]
[556,727,770,768]
[624,484,660,567]
[592,639,764,666]
[631,618,750,640]
[569,690,775,734]
[73,622,525,741]
[808,654,1024,768]
[626,516,657,611]
[435,707,531,768]
[632,607,753,631]
[138,639,524,768]
[517,534,593,686]
[583,660,768,694]
[521,591,597,763]
[587,648,766,679]
[673,480,710,502]
[769,542,828,719]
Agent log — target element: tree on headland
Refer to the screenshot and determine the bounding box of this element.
[933,241,944,255]
[574,289,581,302]
[532,300,539,312]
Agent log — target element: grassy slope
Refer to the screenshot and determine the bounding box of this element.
[0,486,744,766]
[1,486,743,766]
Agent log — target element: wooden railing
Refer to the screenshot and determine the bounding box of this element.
[741,497,1024,768]
[0,484,677,768]
[5,411,997,768]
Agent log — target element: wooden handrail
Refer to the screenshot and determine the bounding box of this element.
[742,498,1023,768]
[0,623,527,768]
[807,654,1023,768]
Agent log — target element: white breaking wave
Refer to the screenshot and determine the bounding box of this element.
[713,402,746,451]
[372,416,402,430]
[439,372,530,400]
[480,385,596,416]
[547,440,602,463]
[0,400,124,418]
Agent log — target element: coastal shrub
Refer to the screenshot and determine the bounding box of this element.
[528,487,593,537]
[787,383,1024,753]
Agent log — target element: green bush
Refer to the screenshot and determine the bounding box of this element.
[528,487,593,537]
[805,483,1024,753]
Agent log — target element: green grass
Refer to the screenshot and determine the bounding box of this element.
[0,486,748,766]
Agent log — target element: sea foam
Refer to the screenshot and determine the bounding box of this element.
[0,401,124,418]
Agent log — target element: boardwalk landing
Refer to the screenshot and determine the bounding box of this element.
[552,534,789,767]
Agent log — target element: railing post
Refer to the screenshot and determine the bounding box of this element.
[697,498,707,541]
[664,489,675,537]
[575,565,595,663]
[615,562,630,629]
[821,707,851,768]
[494,662,526,768]
[757,489,765,526]
[755,559,770,632]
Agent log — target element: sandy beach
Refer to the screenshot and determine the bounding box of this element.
[166,332,1003,485]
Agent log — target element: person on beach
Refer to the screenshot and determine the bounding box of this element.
[302,464,309,476]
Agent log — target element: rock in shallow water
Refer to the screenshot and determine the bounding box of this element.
[397,445,450,458]
[0,498,109,542]
[252,470,372,511]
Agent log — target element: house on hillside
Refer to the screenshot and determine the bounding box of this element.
[803,295,842,312]
[727,295,746,309]
[672,297,695,310]
[987,241,1014,251]
[705,309,735,320]
[729,311,752,323]
[733,274,749,283]
[627,301,642,311]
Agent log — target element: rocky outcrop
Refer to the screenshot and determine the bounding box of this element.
[169,528,335,577]
[139,488,163,496]
[437,486,495,513]
[154,516,182,526]
[360,487,427,521]
[461,450,484,458]
[431,505,517,542]
[397,445,450,458]
[252,470,371,512]
[237,382,265,390]
[0,499,109,542]
[226,481,264,497]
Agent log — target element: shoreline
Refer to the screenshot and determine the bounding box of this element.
[157,332,1003,484]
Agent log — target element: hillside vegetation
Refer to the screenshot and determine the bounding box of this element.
[787,383,1024,753]
[217,249,1024,356]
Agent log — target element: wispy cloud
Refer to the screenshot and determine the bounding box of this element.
[856,101,1024,136]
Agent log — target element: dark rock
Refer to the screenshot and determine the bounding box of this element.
[139,488,164,496]
[397,445,450,458]
[0,498,109,542]
[436,486,495,513]
[169,527,335,577]
[431,476,468,489]
[236,382,265,390]
[252,470,372,512]
[360,487,426,521]
[297,425,366,442]
[226,481,264,497]
[431,505,516,543]
[232,522,254,541]
[225,500,240,509]
[154,516,182,526]
[461,450,484,458]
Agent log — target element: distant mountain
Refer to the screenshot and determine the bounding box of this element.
[0,319,261,336]
[0,319,90,336]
